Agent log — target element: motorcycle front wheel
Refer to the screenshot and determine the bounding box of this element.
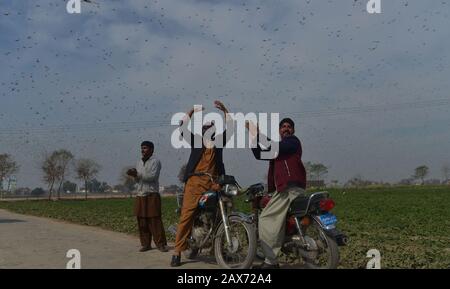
[214,216,257,269]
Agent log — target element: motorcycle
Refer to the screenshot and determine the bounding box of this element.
[169,173,257,269]
[244,183,348,269]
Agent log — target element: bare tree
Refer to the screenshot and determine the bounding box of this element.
[42,152,58,200]
[76,159,100,200]
[413,165,429,185]
[119,166,136,198]
[305,162,328,183]
[41,150,74,200]
[0,154,19,199]
[54,150,74,200]
[310,163,328,182]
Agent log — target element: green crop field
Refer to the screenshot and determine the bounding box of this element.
[1,186,449,269]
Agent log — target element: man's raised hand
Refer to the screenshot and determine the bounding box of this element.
[214,100,227,112]
[127,168,138,178]
[193,105,204,113]
[246,120,259,138]
[187,105,204,119]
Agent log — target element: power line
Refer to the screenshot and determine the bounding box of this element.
[288,98,450,118]
[0,120,172,135]
[0,98,449,135]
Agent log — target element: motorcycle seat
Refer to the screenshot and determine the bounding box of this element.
[288,191,329,216]
[288,194,309,216]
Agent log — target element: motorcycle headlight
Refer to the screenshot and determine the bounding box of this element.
[224,184,239,196]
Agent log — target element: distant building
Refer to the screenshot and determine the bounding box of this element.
[14,187,31,196]
[424,179,441,185]
[162,185,182,196]
[399,178,414,185]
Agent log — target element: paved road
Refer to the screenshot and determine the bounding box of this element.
[0,209,220,269]
[0,195,141,202]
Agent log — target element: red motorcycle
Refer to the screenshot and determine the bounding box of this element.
[244,183,348,269]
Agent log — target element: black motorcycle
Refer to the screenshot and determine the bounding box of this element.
[244,183,348,269]
[169,173,257,269]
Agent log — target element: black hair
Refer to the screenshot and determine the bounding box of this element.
[141,141,154,150]
[279,118,295,129]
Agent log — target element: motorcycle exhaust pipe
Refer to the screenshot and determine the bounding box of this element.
[323,228,349,246]
[335,234,348,246]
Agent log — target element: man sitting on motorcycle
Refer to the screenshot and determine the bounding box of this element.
[170,101,231,267]
[246,117,307,269]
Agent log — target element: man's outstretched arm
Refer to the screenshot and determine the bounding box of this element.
[179,105,204,147]
[246,121,299,159]
[214,100,232,147]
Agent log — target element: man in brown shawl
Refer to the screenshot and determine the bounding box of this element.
[170,100,230,267]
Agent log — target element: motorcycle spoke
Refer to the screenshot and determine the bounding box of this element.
[301,223,333,268]
[218,221,251,267]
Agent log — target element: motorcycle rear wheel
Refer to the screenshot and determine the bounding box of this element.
[301,220,339,269]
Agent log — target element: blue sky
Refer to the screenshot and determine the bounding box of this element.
[1,0,449,188]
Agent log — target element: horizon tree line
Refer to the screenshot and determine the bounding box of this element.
[1,153,450,199]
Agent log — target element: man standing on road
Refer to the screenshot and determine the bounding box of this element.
[127,141,168,253]
[246,118,307,269]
